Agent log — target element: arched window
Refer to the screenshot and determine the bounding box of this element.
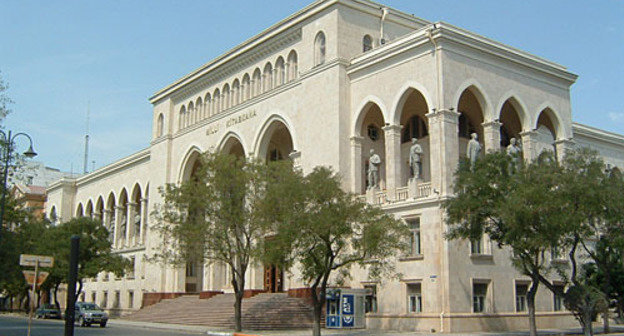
[222,84,230,111]
[232,79,240,106]
[275,57,285,86]
[178,106,186,130]
[204,93,212,117]
[263,62,273,92]
[363,35,373,52]
[242,74,251,101]
[213,89,221,114]
[253,68,262,96]
[287,50,298,81]
[156,113,164,137]
[314,32,326,66]
[187,101,194,126]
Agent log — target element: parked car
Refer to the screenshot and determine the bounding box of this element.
[34,303,62,319]
[73,302,108,327]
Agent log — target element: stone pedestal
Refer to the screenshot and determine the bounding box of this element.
[366,188,377,204]
[408,178,423,199]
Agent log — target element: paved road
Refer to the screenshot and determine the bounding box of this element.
[0,315,204,336]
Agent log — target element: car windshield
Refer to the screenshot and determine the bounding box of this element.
[80,303,101,310]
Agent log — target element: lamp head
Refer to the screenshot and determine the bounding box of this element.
[23,145,37,158]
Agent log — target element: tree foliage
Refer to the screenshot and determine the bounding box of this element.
[445,148,624,336]
[262,167,408,336]
[154,151,279,332]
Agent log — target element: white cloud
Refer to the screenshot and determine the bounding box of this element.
[608,112,624,123]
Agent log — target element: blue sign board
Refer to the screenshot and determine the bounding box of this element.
[326,315,339,328]
[341,294,354,327]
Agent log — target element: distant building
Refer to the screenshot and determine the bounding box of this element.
[9,160,79,188]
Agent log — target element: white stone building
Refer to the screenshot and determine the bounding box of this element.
[46,0,624,332]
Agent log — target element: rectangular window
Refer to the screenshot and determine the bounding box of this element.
[364,285,377,313]
[128,291,134,309]
[128,257,135,279]
[471,238,482,254]
[407,283,422,313]
[102,291,108,308]
[91,292,96,303]
[516,284,528,312]
[407,218,421,256]
[103,272,109,282]
[553,285,565,311]
[186,262,196,277]
[114,291,120,309]
[473,283,488,313]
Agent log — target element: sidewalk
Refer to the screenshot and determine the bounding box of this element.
[110,318,624,336]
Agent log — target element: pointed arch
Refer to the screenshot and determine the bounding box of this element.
[222,84,230,111]
[156,113,164,137]
[232,79,241,106]
[497,95,528,147]
[178,106,186,131]
[213,88,221,114]
[452,80,492,121]
[252,68,262,96]
[131,183,142,204]
[390,82,434,126]
[252,114,298,161]
[263,62,273,92]
[353,96,388,136]
[314,31,326,66]
[178,145,204,183]
[275,56,285,86]
[534,103,563,140]
[76,203,84,217]
[218,131,247,158]
[204,92,212,118]
[85,200,94,218]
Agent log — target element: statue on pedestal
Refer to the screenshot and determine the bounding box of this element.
[367,149,381,190]
[506,137,521,168]
[409,138,423,179]
[467,133,481,167]
[134,214,141,238]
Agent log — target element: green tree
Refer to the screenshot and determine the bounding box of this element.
[445,149,624,336]
[262,167,408,336]
[0,71,11,121]
[154,152,276,332]
[41,217,130,308]
[445,151,566,336]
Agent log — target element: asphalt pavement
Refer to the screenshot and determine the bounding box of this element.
[0,315,204,336]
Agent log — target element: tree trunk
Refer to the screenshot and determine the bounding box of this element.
[234,290,243,332]
[581,309,593,336]
[603,310,610,334]
[310,285,323,336]
[527,279,539,336]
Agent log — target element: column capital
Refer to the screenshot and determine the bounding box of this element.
[350,135,364,145]
[425,109,460,123]
[554,138,575,146]
[519,130,538,137]
[482,120,502,128]
[381,124,402,133]
[288,150,301,160]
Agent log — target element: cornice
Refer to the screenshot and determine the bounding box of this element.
[572,123,624,148]
[47,178,77,193]
[150,0,429,105]
[348,22,578,86]
[75,148,151,187]
[169,27,303,105]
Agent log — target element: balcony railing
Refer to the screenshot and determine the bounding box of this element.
[358,182,433,205]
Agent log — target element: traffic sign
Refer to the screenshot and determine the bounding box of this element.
[19,254,54,268]
[22,270,49,286]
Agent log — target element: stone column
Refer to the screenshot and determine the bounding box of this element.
[102,210,112,244]
[555,138,575,162]
[115,206,124,249]
[482,121,502,152]
[520,130,538,162]
[350,136,363,194]
[141,198,148,245]
[127,202,137,246]
[382,124,402,201]
[426,109,460,196]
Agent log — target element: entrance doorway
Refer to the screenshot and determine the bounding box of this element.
[185,262,203,293]
[264,265,283,292]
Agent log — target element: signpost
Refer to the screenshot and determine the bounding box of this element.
[20,254,54,336]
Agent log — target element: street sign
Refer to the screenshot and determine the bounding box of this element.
[22,270,49,286]
[19,254,54,268]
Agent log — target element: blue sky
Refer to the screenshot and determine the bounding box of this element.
[1,0,622,173]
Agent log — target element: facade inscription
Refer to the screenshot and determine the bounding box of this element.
[205,110,258,136]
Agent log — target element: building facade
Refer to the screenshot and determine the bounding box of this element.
[46,0,624,332]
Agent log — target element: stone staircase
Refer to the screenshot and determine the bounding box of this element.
[125,293,316,330]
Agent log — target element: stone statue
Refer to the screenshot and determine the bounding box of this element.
[507,137,521,158]
[134,214,141,237]
[367,149,381,190]
[467,133,481,167]
[108,214,115,242]
[120,214,127,239]
[409,138,423,179]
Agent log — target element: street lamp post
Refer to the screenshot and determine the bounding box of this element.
[0,130,37,241]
